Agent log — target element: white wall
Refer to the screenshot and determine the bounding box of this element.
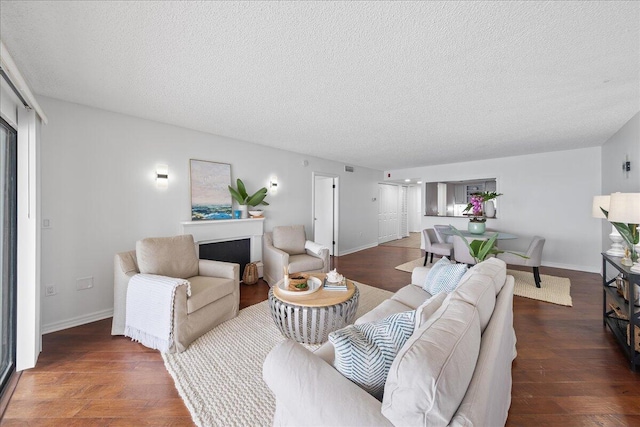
[386,147,602,272]
[600,112,640,252]
[38,96,382,332]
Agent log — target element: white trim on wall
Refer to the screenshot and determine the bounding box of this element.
[16,107,41,371]
[41,308,113,335]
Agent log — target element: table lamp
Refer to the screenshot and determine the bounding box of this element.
[607,192,640,271]
[592,195,625,257]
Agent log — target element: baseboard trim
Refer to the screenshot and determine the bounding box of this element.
[42,308,114,335]
[542,261,600,274]
[338,242,378,257]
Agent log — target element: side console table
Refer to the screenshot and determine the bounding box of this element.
[602,253,640,371]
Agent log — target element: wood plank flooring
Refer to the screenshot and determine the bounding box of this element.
[2,244,639,426]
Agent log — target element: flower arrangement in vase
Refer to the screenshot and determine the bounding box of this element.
[463,191,503,234]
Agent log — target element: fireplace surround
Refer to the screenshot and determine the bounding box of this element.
[180,218,265,274]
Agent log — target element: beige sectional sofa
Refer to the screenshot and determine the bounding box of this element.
[263,258,516,426]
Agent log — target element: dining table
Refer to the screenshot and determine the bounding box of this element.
[439,228,517,240]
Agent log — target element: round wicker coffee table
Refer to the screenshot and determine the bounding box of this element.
[268,273,359,344]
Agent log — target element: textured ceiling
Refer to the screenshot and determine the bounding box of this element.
[1,1,638,170]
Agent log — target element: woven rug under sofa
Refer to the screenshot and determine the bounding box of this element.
[162,282,392,427]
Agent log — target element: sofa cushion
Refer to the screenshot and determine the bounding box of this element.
[391,284,431,309]
[288,254,324,273]
[330,310,416,400]
[450,272,495,332]
[186,275,236,314]
[464,257,507,295]
[355,299,411,325]
[136,235,199,279]
[415,292,449,329]
[382,300,481,426]
[422,257,468,295]
[272,225,307,255]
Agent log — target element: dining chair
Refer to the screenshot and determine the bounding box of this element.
[422,228,454,265]
[497,236,546,287]
[433,224,454,244]
[452,235,478,266]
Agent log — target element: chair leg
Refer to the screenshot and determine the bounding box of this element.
[533,267,541,288]
[423,252,429,266]
[430,253,434,264]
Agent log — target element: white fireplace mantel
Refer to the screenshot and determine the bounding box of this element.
[180,218,264,262]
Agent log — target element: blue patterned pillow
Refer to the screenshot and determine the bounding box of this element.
[329,310,416,399]
[422,257,468,295]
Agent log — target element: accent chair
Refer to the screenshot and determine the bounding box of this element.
[111,234,240,352]
[263,225,330,286]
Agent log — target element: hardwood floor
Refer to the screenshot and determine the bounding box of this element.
[2,244,639,426]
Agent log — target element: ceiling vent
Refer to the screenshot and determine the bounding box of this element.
[344,165,354,173]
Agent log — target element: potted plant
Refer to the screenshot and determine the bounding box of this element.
[463,191,503,232]
[450,226,527,264]
[228,179,269,218]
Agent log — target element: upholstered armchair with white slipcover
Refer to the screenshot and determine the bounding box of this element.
[111,234,239,353]
[263,225,330,286]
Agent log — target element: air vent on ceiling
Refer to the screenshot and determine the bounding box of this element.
[344,165,354,173]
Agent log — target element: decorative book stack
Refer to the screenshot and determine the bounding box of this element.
[323,278,347,291]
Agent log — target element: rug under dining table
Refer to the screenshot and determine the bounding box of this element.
[395,257,572,307]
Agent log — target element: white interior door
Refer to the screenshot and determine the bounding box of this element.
[399,186,409,238]
[313,175,336,256]
[378,184,399,244]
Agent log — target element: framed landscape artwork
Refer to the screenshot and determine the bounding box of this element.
[190,159,233,220]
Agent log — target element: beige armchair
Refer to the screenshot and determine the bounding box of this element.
[111,234,239,353]
[263,225,330,286]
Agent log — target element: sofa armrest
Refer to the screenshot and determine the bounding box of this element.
[263,340,393,427]
[198,259,239,281]
[305,240,330,273]
[112,251,138,335]
[411,266,430,285]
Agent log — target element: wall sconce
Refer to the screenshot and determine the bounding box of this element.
[270,176,278,194]
[156,164,168,188]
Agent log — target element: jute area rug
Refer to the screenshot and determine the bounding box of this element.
[162,282,393,427]
[395,257,572,307]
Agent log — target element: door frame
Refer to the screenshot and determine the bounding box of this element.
[312,172,339,257]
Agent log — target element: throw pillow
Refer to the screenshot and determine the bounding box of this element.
[415,292,449,329]
[329,310,416,400]
[422,257,468,295]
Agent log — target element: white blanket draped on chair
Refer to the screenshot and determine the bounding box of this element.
[124,274,191,352]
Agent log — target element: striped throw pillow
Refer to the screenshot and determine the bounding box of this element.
[422,257,468,295]
[329,310,416,399]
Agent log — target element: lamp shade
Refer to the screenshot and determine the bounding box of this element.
[608,193,640,224]
[592,195,610,219]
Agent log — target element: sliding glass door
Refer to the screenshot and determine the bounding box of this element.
[0,117,17,398]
